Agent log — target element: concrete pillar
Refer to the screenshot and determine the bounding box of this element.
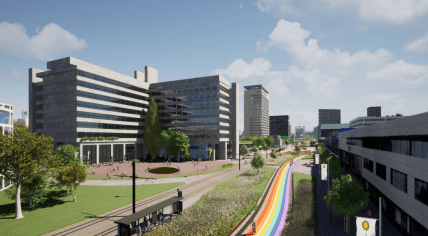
[231,83,239,160]
[111,144,113,160]
[79,144,83,161]
[220,142,227,160]
[123,144,126,160]
[96,144,100,164]
[212,144,216,161]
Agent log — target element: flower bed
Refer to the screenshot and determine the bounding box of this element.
[146,167,275,236]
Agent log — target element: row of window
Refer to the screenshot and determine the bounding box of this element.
[162,117,219,124]
[35,85,43,92]
[35,95,43,100]
[77,101,145,115]
[35,105,43,110]
[35,124,43,129]
[149,85,219,96]
[77,80,149,101]
[161,101,219,109]
[77,122,143,130]
[346,136,428,159]
[78,132,143,139]
[187,134,217,139]
[77,91,148,109]
[77,70,148,94]
[36,114,43,119]
[159,109,219,117]
[77,111,144,122]
[169,125,219,131]
[362,156,428,206]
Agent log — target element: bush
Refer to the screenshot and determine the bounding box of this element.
[281,178,317,236]
[222,163,234,168]
[270,151,278,159]
[251,153,265,172]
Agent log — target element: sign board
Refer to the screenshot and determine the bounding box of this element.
[356,216,377,236]
[321,164,328,181]
[315,154,319,164]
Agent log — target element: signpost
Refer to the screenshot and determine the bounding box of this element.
[315,154,319,164]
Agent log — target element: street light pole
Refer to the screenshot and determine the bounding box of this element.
[132,157,136,214]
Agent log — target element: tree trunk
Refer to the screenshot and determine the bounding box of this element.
[67,188,69,195]
[73,186,77,202]
[15,183,23,219]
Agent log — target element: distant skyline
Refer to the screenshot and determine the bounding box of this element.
[1,0,428,132]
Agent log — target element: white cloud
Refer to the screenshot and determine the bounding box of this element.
[256,0,428,24]
[240,4,243,9]
[357,93,401,103]
[0,22,87,61]
[366,60,428,86]
[0,68,25,81]
[210,58,272,79]
[406,33,428,52]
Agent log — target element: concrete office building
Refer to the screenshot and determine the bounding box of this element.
[349,116,406,129]
[149,76,239,161]
[244,85,269,137]
[29,57,239,163]
[336,112,428,235]
[269,115,290,137]
[367,106,381,117]
[314,126,319,140]
[318,109,341,142]
[0,103,13,135]
[319,124,349,142]
[295,126,305,140]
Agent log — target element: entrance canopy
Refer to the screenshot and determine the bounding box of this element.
[114,196,184,225]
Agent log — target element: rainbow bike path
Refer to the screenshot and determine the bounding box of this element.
[244,155,306,236]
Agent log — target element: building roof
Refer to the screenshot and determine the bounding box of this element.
[320,124,350,129]
[114,196,183,225]
[244,85,269,94]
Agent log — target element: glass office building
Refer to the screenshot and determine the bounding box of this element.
[0,103,13,135]
[29,57,239,163]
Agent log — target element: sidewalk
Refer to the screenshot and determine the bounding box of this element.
[311,163,403,236]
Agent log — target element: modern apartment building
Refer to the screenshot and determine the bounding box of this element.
[318,109,341,142]
[314,126,319,140]
[269,115,289,137]
[295,126,305,140]
[29,57,239,163]
[349,116,405,129]
[0,103,13,135]
[336,112,428,235]
[319,124,349,141]
[244,85,269,137]
[367,106,381,117]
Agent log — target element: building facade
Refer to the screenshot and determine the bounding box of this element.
[314,126,319,140]
[367,106,381,117]
[295,126,305,140]
[319,124,349,141]
[0,103,13,135]
[269,115,289,137]
[244,85,269,137]
[29,57,239,163]
[318,109,341,141]
[349,116,405,129]
[16,118,29,126]
[337,113,428,235]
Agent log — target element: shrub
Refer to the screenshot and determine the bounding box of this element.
[251,153,265,173]
[222,163,234,168]
[281,178,317,236]
[270,151,278,159]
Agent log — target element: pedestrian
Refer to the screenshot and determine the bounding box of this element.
[137,226,142,236]
[147,220,151,232]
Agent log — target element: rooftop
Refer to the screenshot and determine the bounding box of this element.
[244,85,269,94]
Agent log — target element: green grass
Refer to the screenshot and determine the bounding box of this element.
[303,155,314,160]
[0,182,184,236]
[85,163,237,180]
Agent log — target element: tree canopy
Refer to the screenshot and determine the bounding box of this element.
[166,129,191,162]
[156,128,173,159]
[251,153,265,172]
[252,146,259,153]
[55,144,79,167]
[240,145,249,155]
[323,174,369,217]
[0,122,60,219]
[144,98,162,161]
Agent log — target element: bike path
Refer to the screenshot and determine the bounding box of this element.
[239,155,307,236]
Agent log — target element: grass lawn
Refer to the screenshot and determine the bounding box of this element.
[303,155,314,160]
[0,182,184,236]
[86,163,237,180]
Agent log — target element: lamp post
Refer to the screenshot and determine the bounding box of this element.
[132,155,136,214]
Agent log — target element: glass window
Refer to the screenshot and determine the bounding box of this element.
[423,141,428,159]
[392,140,401,153]
[193,88,199,92]
[391,169,407,193]
[412,141,423,158]
[415,178,428,206]
[0,111,10,124]
[364,158,373,172]
[376,163,386,180]
[200,87,205,92]
[401,140,409,155]
[206,86,211,91]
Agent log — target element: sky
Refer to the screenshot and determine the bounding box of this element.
[1,0,428,134]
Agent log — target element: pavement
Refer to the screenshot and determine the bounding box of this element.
[42,162,253,236]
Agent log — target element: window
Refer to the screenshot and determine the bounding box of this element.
[364,158,373,172]
[391,169,407,193]
[412,141,423,158]
[392,139,401,153]
[376,163,386,180]
[401,140,409,155]
[415,178,428,206]
[423,141,428,159]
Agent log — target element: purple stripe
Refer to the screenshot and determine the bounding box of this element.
[274,161,293,235]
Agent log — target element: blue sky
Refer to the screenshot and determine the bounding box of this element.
[1,0,428,133]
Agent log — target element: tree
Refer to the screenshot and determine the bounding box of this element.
[323,174,370,233]
[252,146,258,153]
[0,122,60,219]
[144,98,162,161]
[167,130,190,162]
[310,140,316,147]
[239,145,249,170]
[4,173,53,208]
[386,115,389,117]
[265,136,274,159]
[251,153,265,173]
[295,145,301,154]
[270,151,278,159]
[396,113,403,116]
[60,161,88,202]
[55,144,80,167]
[285,140,291,145]
[326,156,343,175]
[156,128,173,160]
